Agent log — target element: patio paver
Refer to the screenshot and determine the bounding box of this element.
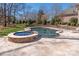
[0,37,79,56]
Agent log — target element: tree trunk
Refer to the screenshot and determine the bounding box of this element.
[4,3,7,27]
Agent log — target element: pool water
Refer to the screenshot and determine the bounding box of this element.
[31,27,59,38]
[14,31,32,36]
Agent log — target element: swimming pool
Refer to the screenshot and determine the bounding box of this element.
[31,27,59,38]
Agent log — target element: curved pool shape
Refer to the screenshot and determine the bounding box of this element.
[31,27,59,38]
[8,31,38,43]
[14,31,32,36]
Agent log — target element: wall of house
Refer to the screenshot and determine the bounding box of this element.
[62,15,77,22]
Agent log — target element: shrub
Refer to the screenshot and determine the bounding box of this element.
[51,16,62,25]
[19,20,22,24]
[26,20,35,26]
[67,22,71,26]
[69,17,78,26]
[23,20,26,24]
[42,19,47,25]
[36,19,42,24]
[61,22,68,25]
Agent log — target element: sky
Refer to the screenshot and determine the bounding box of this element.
[17,3,73,14]
[26,3,73,11]
[22,3,74,16]
[17,3,74,20]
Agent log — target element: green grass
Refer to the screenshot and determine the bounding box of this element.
[0,24,26,36]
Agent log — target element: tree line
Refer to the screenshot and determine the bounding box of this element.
[0,3,77,27]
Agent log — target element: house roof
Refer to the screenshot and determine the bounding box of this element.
[58,7,78,17]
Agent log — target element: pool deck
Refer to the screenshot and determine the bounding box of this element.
[0,27,79,56]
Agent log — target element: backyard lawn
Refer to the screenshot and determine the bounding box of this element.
[0,24,26,36]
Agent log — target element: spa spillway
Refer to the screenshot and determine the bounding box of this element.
[8,31,38,43]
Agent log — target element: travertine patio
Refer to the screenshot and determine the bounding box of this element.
[0,36,79,56]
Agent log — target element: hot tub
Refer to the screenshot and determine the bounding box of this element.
[8,31,38,43]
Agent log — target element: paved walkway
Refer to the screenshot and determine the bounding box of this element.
[0,37,79,56]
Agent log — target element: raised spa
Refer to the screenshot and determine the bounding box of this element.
[8,31,38,43]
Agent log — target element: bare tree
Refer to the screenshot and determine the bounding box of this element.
[37,8,45,24]
[52,3,62,17]
[12,3,19,24]
[3,3,7,27]
[6,3,13,25]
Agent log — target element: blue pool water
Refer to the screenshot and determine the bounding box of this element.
[14,27,59,38]
[14,31,32,36]
[31,27,59,38]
